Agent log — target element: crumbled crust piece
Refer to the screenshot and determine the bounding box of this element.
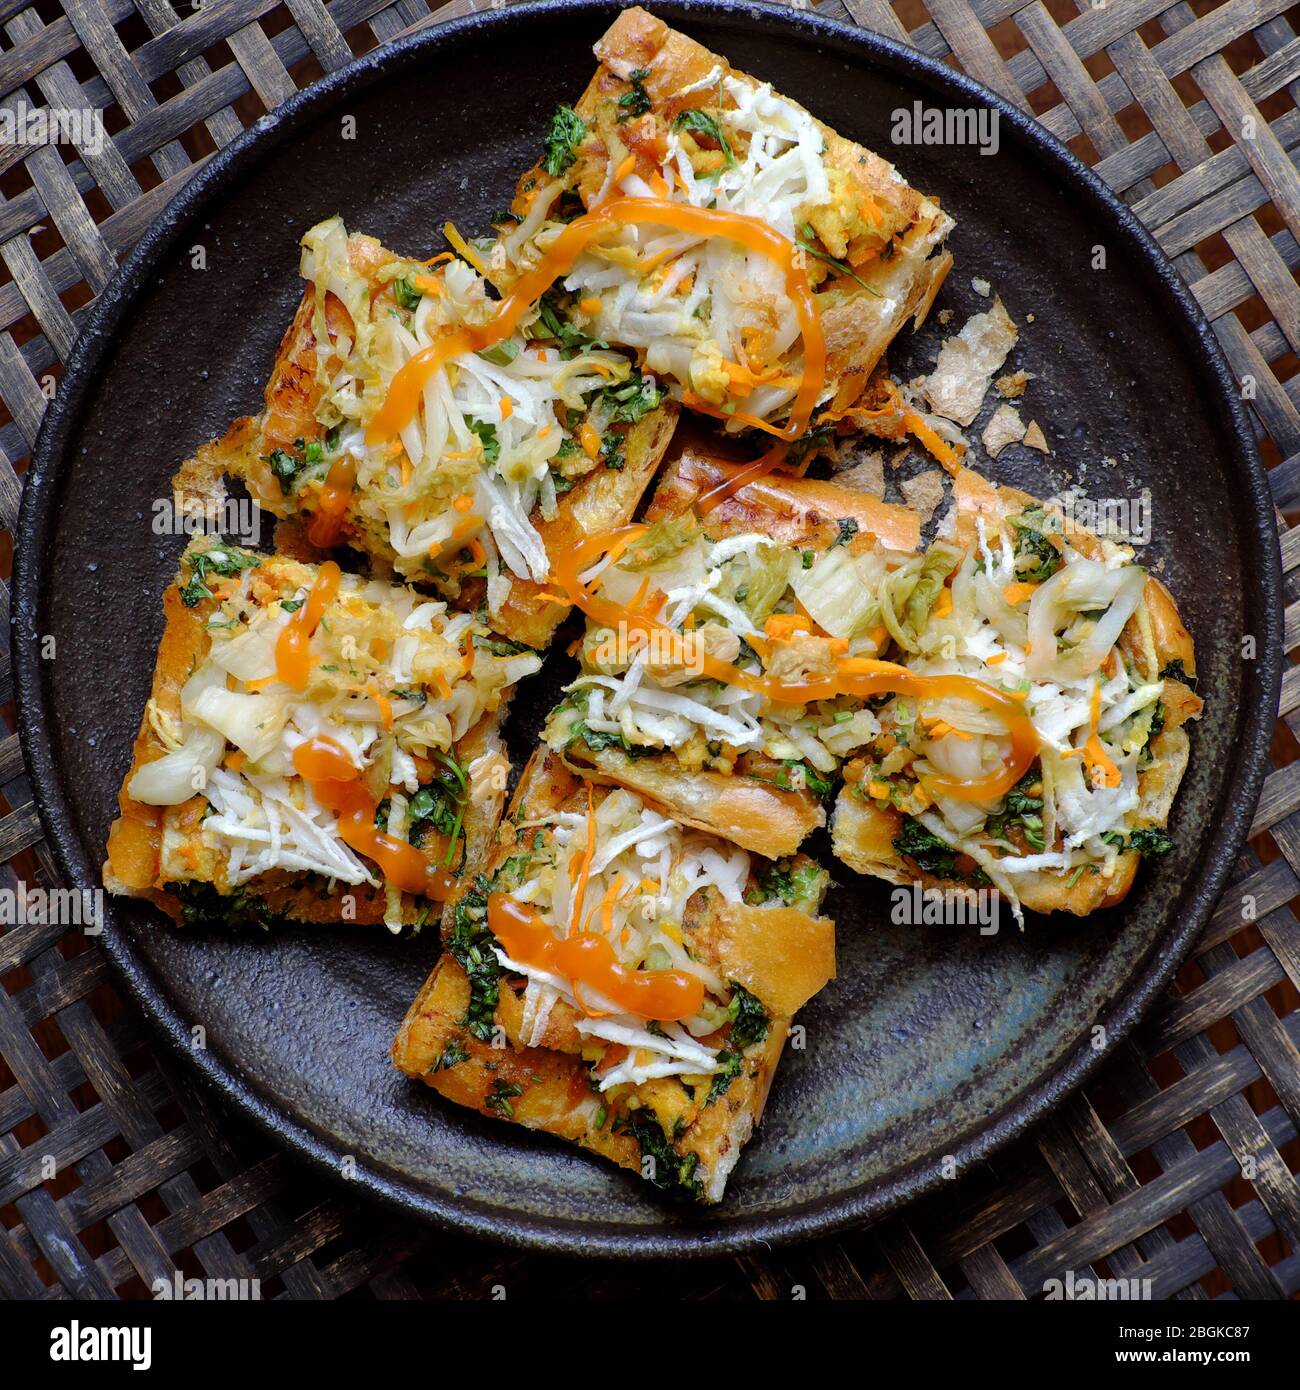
[921,297,1019,427]
[981,403,1026,458]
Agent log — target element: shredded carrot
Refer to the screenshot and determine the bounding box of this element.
[570,786,597,935]
[986,651,1008,666]
[467,538,486,568]
[433,672,453,700]
[453,493,474,513]
[579,296,603,316]
[598,873,625,936]
[499,395,513,421]
[462,640,475,675]
[903,410,965,476]
[1002,581,1039,606]
[412,273,444,296]
[764,613,813,640]
[576,421,602,462]
[400,458,412,487]
[442,220,488,277]
[613,153,636,183]
[648,169,668,198]
[933,588,953,618]
[417,252,454,268]
[1083,679,1122,788]
[225,750,247,773]
[866,780,890,800]
[365,681,394,731]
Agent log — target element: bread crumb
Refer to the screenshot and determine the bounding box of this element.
[921,297,1019,427]
[981,404,1026,458]
[900,469,945,526]
[971,277,991,297]
[937,308,954,325]
[996,369,1031,399]
[833,451,886,499]
[1022,421,1049,453]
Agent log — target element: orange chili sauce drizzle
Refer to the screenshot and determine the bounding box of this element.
[554,528,1039,803]
[274,560,341,691]
[306,456,358,549]
[364,198,826,511]
[487,893,704,1022]
[292,736,455,900]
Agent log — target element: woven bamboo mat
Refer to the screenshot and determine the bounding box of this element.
[1,0,1298,1301]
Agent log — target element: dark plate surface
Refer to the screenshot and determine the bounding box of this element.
[14,0,1280,1256]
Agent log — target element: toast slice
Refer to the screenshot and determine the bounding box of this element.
[831,466,1202,918]
[541,449,921,856]
[493,6,953,442]
[210,217,678,649]
[392,750,834,1202]
[104,538,540,931]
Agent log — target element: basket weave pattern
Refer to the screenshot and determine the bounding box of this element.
[0,0,1297,1299]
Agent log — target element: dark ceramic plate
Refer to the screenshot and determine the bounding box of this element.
[14,0,1280,1257]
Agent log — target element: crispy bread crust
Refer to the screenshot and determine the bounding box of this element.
[507,7,952,409]
[831,466,1201,915]
[208,235,679,650]
[103,546,512,930]
[393,749,832,1201]
[554,450,920,854]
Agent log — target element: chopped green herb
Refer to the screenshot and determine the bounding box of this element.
[617,68,652,122]
[602,429,626,471]
[266,448,305,497]
[179,545,260,607]
[473,632,530,658]
[1128,827,1174,857]
[432,1039,470,1072]
[447,875,502,1041]
[485,1080,524,1117]
[467,417,500,465]
[168,880,276,932]
[617,1110,701,1197]
[1159,658,1196,690]
[796,222,881,296]
[1009,508,1063,582]
[601,369,663,423]
[477,339,520,367]
[831,517,859,549]
[893,816,957,879]
[542,105,587,177]
[672,108,735,165]
[393,272,422,312]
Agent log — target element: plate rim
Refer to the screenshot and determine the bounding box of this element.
[12,0,1283,1259]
